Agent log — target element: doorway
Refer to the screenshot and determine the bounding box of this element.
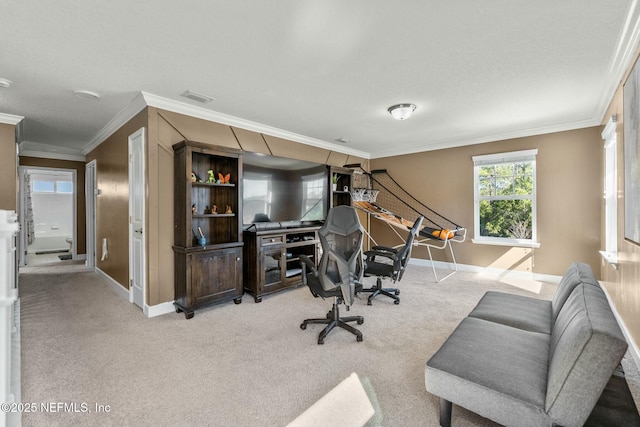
[18,167,77,267]
[128,128,146,310]
[85,160,96,268]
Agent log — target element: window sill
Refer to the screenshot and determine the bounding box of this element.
[599,250,618,268]
[472,238,541,249]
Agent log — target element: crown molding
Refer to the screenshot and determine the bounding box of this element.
[19,148,86,162]
[0,112,24,125]
[82,92,148,155]
[370,117,598,159]
[141,92,371,159]
[595,0,640,123]
[80,91,371,159]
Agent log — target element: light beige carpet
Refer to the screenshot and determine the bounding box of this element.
[17,264,639,427]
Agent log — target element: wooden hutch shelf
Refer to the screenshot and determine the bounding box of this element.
[172,141,244,319]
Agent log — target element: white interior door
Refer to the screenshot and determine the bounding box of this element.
[17,167,27,267]
[85,160,96,268]
[128,128,146,310]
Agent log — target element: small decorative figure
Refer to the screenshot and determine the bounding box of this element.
[192,204,197,215]
[225,204,233,214]
[205,205,210,214]
[211,205,217,214]
[207,170,215,183]
[191,172,198,182]
[218,173,231,184]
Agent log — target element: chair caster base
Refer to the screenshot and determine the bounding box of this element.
[301,309,364,344]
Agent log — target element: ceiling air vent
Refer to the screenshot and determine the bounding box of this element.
[180,90,214,104]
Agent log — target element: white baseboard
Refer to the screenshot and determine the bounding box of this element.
[409,258,563,284]
[599,282,640,372]
[144,301,175,318]
[95,267,129,301]
[94,268,175,318]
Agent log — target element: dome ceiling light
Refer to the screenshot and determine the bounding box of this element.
[388,103,416,120]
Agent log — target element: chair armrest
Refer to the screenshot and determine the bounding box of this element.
[299,254,317,285]
[371,245,398,254]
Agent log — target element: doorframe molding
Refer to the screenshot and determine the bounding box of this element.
[85,160,97,269]
[17,165,77,266]
[128,127,147,309]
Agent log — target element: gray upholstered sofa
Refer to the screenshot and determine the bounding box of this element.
[425,262,628,427]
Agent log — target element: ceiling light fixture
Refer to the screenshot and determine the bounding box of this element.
[73,90,101,100]
[388,103,416,120]
[180,90,215,104]
[0,78,13,88]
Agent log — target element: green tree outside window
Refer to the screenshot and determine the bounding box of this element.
[475,155,536,242]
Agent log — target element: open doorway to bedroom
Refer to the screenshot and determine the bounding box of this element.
[18,167,77,267]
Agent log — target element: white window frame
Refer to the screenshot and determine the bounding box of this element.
[301,172,325,221]
[472,149,540,248]
[600,117,618,265]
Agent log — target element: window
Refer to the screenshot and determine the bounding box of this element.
[473,149,539,247]
[32,181,55,193]
[32,180,73,194]
[301,173,325,221]
[56,181,73,193]
[601,117,618,264]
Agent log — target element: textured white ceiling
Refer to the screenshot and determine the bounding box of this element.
[0,1,638,159]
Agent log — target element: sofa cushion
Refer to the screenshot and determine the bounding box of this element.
[468,291,552,334]
[426,317,551,427]
[546,284,628,427]
[551,261,600,322]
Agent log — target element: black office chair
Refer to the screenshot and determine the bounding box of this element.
[299,206,365,344]
[361,216,424,305]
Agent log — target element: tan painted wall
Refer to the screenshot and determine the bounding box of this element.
[89,106,369,306]
[147,108,369,305]
[86,110,148,290]
[599,49,640,351]
[0,123,17,211]
[18,157,87,255]
[371,126,603,277]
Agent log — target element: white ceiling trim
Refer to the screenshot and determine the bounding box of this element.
[370,117,599,159]
[0,112,24,125]
[19,147,86,162]
[141,92,371,159]
[82,92,148,155]
[594,0,640,124]
[80,91,371,159]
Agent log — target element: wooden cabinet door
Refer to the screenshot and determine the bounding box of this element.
[191,247,242,304]
[261,245,284,293]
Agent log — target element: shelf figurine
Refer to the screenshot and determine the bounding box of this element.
[205,205,210,214]
[191,172,198,182]
[218,172,231,184]
[207,170,215,183]
[192,204,197,215]
[225,204,233,214]
[211,205,217,214]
